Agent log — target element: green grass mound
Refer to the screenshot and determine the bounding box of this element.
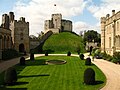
[43,32,85,54]
[0,56,106,90]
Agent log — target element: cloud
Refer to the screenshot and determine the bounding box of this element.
[12,0,90,36]
[88,0,120,19]
[73,21,100,34]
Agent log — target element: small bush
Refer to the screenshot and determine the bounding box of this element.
[85,57,91,65]
[4,67,17,85]
[30,53,34,60]
[79,54,84,60]
[113,52,120,64]
[84,68,95,85]
[45,51,48,56]
[2,49,19,60]
[67,51,71,56]
[20,57,25,65]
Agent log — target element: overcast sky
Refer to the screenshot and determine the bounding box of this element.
[0,0,120,36]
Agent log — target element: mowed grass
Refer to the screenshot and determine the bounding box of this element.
[43,32,85,54]
[1,56,106,90]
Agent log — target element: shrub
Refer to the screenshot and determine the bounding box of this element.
[30,53,34,60]
[4,67,17,85]
[67,51,71,56]
[112,52,120,64]
[79,54,84,60]
[45,51,48,56]
[85,57,91,65]
[2,49,19,60]
[20,57,25,65]
[84,68,95,85]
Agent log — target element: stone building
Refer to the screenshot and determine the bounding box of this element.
[0,12,30,53]
[101,10,120,55]
[44,13,72,33]
[0,28,12,59]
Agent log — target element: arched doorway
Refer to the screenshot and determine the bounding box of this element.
[19,43,25,52]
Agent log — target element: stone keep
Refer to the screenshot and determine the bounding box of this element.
[44,13,72,33]
[101,10,120,55]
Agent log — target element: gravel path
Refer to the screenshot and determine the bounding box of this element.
[1,54,120,90]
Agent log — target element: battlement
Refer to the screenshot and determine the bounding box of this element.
[101,10,120,25]
[100,17,106,23]
[62,19,72,24]
[45,13,72,33]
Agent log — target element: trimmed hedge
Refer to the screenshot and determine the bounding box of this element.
[84,68,95,85]
[67,51,71,56]
[45,51,48,56]
[2,49,19,60]
[30,53,34,60]
[79,54,84,60]
[4,67,17,85]
[85,57,91,65]
[20,57,25,65]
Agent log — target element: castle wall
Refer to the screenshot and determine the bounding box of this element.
[44,13,72,33]
[30,38,40,49]
[0,28,12,59]
[10,17,30,52]
[61,20,72,32]
[101,10,120,55]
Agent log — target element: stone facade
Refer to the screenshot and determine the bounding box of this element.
[0,28,12,59]
[0,12,30,53]
[44,13,72,33]
[101,10,120,55]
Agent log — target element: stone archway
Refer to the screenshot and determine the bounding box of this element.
[19,43,25,52]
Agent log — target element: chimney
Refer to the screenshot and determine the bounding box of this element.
[112,10,115,15]
[106,14,110,19]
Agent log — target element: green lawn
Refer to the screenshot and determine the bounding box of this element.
[43,32,85,54]
[0,56,106,90]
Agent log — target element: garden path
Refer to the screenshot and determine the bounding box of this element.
[0,53,120,90]
[84,53,120,90]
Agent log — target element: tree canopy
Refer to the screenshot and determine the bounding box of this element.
[83,30,101,43]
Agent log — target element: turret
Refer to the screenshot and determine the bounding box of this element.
[20,17,25,22]
[52,13,62,30]
[1,14,9,29]
[9,12,14,23]
[101,17,106,52]
[112,10,115,15]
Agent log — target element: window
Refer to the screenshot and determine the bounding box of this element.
[117,22,119,31]
[109,37,111,48]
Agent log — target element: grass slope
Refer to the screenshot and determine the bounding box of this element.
[0,56,106,90]
[43,32,85,54]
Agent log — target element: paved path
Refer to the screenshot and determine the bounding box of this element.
[84,53,120,90]
[1,54,120,90]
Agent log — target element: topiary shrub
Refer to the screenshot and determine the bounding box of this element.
[85,57,91,65]
[20,57,25,65]
[45,51,48,56]
[4,67,17,85]
[84,68,95,85]
[30,53,34,60]
[67,51,71,56]
[79,54,84,60]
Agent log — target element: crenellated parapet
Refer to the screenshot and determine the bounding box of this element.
[44,13,72,33]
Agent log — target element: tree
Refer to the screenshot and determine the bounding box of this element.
[83,30,100,43]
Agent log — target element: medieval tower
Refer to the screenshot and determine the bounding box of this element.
[44,13,72,33]
[1,12,29,52]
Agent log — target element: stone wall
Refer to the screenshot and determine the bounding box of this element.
[101,10,120,55]
[10,17,30,52]
[44,13,72,33]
